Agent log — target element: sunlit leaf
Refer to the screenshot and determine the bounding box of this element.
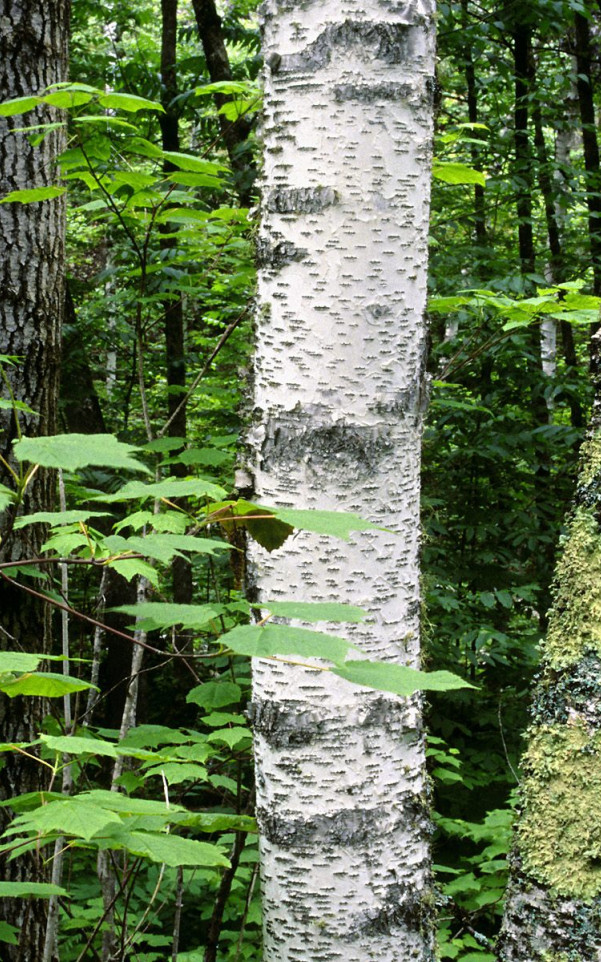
[0,673,95,698]
[97,477,226,503]
[113,602,225,631]
[332,661,476,696]
[220,624,359,663]
[121,831,229,867]
[187,681,242,710]
[256,601,368,622]
[13,434,149,473]
[41,734,118,757]
[0,187,66,204]
[0,651,41,673]
[98,92,164,113]
[0,96,40,116]
[0,882,68,898]
[432,162,486,186]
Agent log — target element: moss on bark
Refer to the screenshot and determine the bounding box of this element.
[519,722,601,899]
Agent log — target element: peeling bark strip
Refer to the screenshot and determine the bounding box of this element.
[250,2,437,959]
[497,340,601,961]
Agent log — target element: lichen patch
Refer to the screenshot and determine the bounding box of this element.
[519,722,601,900]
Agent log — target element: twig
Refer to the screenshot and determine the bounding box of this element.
[158,308,247,438]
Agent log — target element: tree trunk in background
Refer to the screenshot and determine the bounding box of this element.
[532,72,584,427]
[159,0,195,695]
[574,7,601,302]
[461,0,486,249]
[191,0,255,204]
[497,332,601,960]
[513,22,536,278]
[249,2,437,959]
[0,1,70,958]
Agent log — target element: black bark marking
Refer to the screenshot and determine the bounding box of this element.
[259,418,399,476]
[263,185,338,214]
[258,793,431,850]
[347,880,433,938]
[255,236,309,270]
[273,21,413,75]
[334,82,414,103]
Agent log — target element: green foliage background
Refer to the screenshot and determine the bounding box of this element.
[1,0,599,959]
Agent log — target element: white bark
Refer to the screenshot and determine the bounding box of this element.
[249,3,437,960]
[540,314,557,380]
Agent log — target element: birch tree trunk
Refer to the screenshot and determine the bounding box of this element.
[249,3,437,959]
[0,2,69,958]
[497,333,601,961]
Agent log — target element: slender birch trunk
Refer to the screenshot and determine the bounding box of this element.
[497,333,601,960]
[249,3,437,959]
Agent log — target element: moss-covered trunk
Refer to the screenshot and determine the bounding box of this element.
[497,336,601,959]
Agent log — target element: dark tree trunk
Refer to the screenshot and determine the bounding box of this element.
[159,0,195,701]
[574,9,601,301]
[531,61,584,429]
[497,331,601,960]
[191,0,255,204]
[0,2,70,958]
[461,0,486,247]
[513,23,536,278]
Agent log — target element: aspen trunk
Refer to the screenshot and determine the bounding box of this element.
[249,3,437,959]
[497,334,601,961]
[0,2,70,959]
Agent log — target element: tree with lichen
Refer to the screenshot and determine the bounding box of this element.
[496,333,601,960]
[248,1,437,960]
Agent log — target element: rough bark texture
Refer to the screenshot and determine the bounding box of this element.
[249,2,437,960]
[0,2,70,959]
[497,335,601,960]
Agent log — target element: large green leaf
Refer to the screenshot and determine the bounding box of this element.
[161,152,225,174]
[13,509,111,529]
[122,831,230,867]
[178,812,257,833]
[256,601,367,623]
[11,799,121,841]
[13,434,149,473]
[43,90,93,108]
[0,921,17,945]
[0,187,66,204]
[109,558,159,588]
[271,508,379,540]
[104,534,229,566]
[0,96,39,116]
[0,673,95,699]
[143,762,208,785]
[206,728,251,750]
[220,624,359,664]
[0,483,15,512]
[0,651,41,673]
[0,882,68,898]
[432,162,486,186]
[98,92,164,113]
[186,681,242,710]
[78,790,184,816]
[113,602,225,631]
[332,661,476,696]
[41,734,118,757]
[97,477,226,503]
